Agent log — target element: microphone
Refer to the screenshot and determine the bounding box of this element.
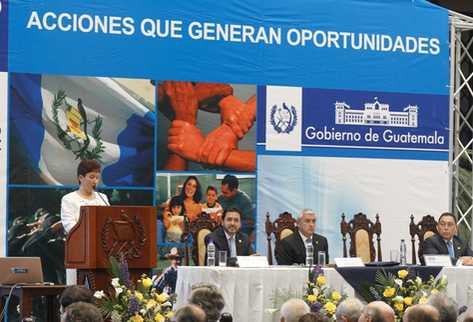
[94,185,110,206]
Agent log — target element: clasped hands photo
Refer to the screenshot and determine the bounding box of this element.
[158,81,256,172]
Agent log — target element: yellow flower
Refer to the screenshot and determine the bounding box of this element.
[419,297,428,304]
[394,302,404,312]
[316,276,326,286]
[431,289,439,294]
[398,270,409,279]
[165,311,174,319]
[155,292,170,303]
[134,291,144,302]
[324,302,337,315]
[129,314,144,322]
[142,277,153,289]
[404,297,413,306]
[154,313,165,322]
[146,299,157,310]
[331,291,342,302]
[307,294,317,302]
[383,287,396,298]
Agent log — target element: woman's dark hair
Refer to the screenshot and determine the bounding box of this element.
[179,176,202,203]
[169,195,184,216]
[76,159,101,184]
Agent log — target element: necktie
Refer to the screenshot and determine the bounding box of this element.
[229,237,237,258]
[447,240,455,258]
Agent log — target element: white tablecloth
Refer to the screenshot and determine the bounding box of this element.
[440,266,473,307]
[175,266,354,322]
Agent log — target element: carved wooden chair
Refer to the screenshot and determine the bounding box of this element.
[340,213,382,263]
[188,212,218,266]
[409,214,438,264]
[265,211,297,265]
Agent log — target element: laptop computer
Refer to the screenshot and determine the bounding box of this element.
[0,257,44,285]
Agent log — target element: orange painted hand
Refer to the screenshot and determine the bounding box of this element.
[168,120,205,162]
[199,124,238,166]
[220,95,256,139]
[194,82,233,104]
[163,81,199,124]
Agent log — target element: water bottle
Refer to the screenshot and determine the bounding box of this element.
[400,239,407,265]
[305,241,314,266]
[207,241,216,266]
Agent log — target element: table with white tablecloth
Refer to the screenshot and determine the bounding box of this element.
[175,266,354,322]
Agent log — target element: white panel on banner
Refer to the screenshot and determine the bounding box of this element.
[0,72,6,256]
[265,86,302,151]
[257,155,449,261]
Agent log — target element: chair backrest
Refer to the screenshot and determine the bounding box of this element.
[265,211,297,265]
[189,212,218,266]
[340,213,382,263]
[409,214,438,264]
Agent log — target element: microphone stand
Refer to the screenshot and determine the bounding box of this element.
[94,186,110,206]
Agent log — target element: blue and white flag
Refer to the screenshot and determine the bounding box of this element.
[10,74,155,186]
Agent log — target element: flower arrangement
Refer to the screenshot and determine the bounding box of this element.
[366,269,447,321]
[304,266,345,320]
[94,256,175,322]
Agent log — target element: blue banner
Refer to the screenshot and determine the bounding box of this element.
[0,0,7,71]
[8,0,448,94]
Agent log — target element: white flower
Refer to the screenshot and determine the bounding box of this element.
[111,278,120,288]
[394,279,403,287]
[312,288,319,297]
[416,277,422,285]
[115,287,123,295]
[392,296,404,303]
[94,290,105,299]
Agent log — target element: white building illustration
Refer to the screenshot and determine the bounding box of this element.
[335,98,418,127]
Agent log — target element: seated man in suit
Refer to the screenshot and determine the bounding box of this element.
[423,212,473,265]
[205,207,255,265]
[275,209,329,265]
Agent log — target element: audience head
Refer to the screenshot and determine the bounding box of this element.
[427,293,457,322]
[436,212,457,241]
[460,307,473,322]
[358,301,395,322]
[336,298,364,322]
[61,301,103,322]
[297,209,317,238]
[174,304,206,322]
[189,284,225,322]
[59,285,94,313]
[298,312,331,322]
[221,175,239,199]
[222,208,242,237]
[280,298,310,322]
[403,304,439,322]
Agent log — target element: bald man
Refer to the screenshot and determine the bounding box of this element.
[358,301,395,322]
[403,304,439,322]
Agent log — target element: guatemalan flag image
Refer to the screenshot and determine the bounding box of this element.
[10,73,155,187]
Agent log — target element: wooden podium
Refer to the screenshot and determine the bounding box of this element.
[65,206,157,290]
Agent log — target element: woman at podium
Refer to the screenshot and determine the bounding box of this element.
[61,159,109,284]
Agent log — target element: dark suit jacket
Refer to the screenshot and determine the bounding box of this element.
[423,234,473,263]
[204,227,255,264]
[275,231,329,265]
